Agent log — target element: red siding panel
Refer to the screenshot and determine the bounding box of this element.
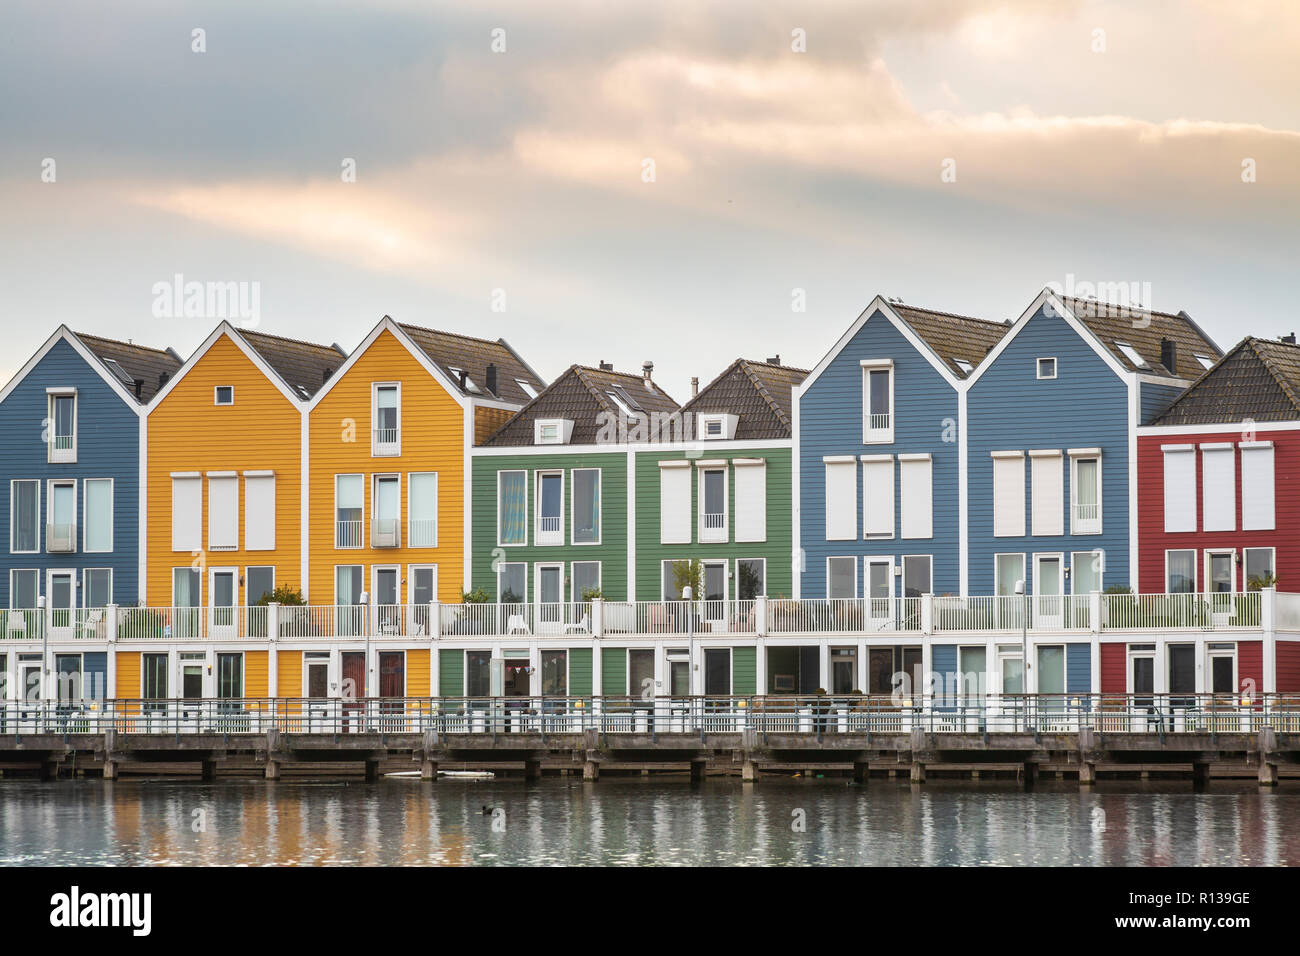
[1238,640,1263,696]
[1100,642,1126,693]
[1277,641,1300,694]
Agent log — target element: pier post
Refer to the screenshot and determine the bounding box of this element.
[1021,762,1037,790]
[1258,727,1278,786]
[265,759,280,780]
[1258,761,1279,786]
[583,759,600,781]
[420,758,438,780]
[1078,762,1096,785]
[364,760,379,782]
[103,759,118,781]
[524,759,542,782]
[853,761,870,785]
[200,760,216,781]
[742,760,758,782]
[909,761,925,784]
[690,757,708,783]
[1192,761,1211,787]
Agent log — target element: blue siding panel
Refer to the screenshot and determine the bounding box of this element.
[967,305,1132,593]
[798,309,960,598]
[1066,642,1091,693]
[1139,381,1185,424]
[931,643,958,706]
[82,651,107,700]
[0,337,141,608]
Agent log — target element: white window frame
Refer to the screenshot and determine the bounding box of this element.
[1069,550,1104,594]
[1200,443,1235,533]
[213,385,235,406]
[172,566,202,608]
[736,557,767,601]
[370,564,401,609]
[659,461,693,545]
[1126,643,1156,695]
[570,560,602,603]
[82,477,114,553]
[699,414,738,441]
[697,462,729,544]
[371,382,402,457]
[497,470,528,547]
[901,554,933,598]
[827,556,859,600]
[1204,548,1238,594]
[46,389,77,463]
[534,418,573,445]
[1206,642,1238,696]
[1239,441,1275,531]
[1244,547,1276,588]
[243,472,276,552]
[994,552,1026,596]
[898,453,932,540]
[245,565,276,605]
[863,556,895,603]
[535,470,565,546]
[206,473,239,552]
[1068,449,1102,535]
[516,379,538,400]
[46,479,77,554]
[860,359,894,444]
[1029,450,1064,537]
[1036,357,1057,380]
[570,468,601,546]
[1165,548,1198,594]
[9,569,40,609]
[733,458,767,543]
[9,479,41,554]
[372,473,402,545]
[334,473,364,549]
[82,568,113,608]
[992,451,1025,538]
[1113,341,1148,369]
[1161,444,1197,533]
[533,561,565,607]
[823,456,858,541]
[407,471,439,548]
[861,454,895,540]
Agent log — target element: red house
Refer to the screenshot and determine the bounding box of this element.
[1135,334,1300,695]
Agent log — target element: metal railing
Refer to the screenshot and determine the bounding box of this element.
[408,519,437,548]
[372,428,399,450]
[4,693,1297,737]
[335,519,362,548]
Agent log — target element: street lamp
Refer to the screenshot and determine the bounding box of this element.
[1015,579,1028,731]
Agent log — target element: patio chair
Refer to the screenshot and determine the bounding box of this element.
[564,614,590,634]
[6,610,27,639]
[506,614,531,635]
[81,608,104,639]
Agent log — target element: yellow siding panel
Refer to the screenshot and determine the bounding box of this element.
[115,651,141,699]
[307,328,468,603]
[277,650,303,697]
[407,648,430,697]
[245,650,269,699]
[145,333,304,607]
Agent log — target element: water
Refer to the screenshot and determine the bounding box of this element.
[1,778,1296,866]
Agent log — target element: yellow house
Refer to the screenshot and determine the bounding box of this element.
[134,322,345,699]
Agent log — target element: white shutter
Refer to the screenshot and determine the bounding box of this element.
[863,457,894,537]
[171,476,201,552]
[1201,445,1235,532]
[734,461,766,543]
[899,456,932,539]
[1030,452,1064,536]
[1241,443,1275,531]
[244,474,276,551]
[1163,446,1196,532]
[659,464,691,544]
[208,475,239,550]
[824,459,857,541]
[993,454,1025,537]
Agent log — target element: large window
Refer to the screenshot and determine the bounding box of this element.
[824,457,857,541]
[541,650,567,696]
[47,392,76,462]
[861,361,893,442]
[1241,442,1275,530]
[10,569,38,609]
[992,453,1025,537]
[83,478,113,553]
[899,455,932,539]
[734,460,766,542]
[408,472,438,547]
[47,480,76,552]
[902,555,932,598]
[1030,451,1063,537]
[572,469,600,544]
[207,474,238,551]
[1166,549,1196,593]
[10,480,39,553]
[1162,445,1196,532]
[862,456,894,538]
[1070,453,1101,534]
[737,558,765,601]
[699,467,727,543]
[498,470,527,545]
[171,475,202,552]
[536,471,563,545]
[1071,551,1103,595]
[335,474,363,548]
[1200,445,1234,532]
[83,569,111,608]
[372,474,400,547]
[498,562,526,604]
[143,653,168,701]
[372,383,400,455]
[996,553,1024,596]
[571,561,600,602]
[828,556,857,599]
[244,474,275,551]
[1245,548,1276,589]
[659,462,692,545]
[246,566,275,605]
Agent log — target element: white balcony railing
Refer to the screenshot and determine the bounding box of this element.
[408,519,436,548]
[335,519,363,548]
[46,523,76,552]
[372,428,400,453]
[703,512,725,530]
[1073,501,1101,532]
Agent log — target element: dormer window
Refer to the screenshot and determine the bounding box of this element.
[1036,357,1057,380]
[860,359,893,444]
[1114,341,1148,369]
[534,418,574,445]
[214,385,234,406]
[698,413,738,440]
[47,389,77,463]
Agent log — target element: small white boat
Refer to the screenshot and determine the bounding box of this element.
[383,770,496,779]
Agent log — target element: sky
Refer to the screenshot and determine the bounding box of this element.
[1,0,1297,402]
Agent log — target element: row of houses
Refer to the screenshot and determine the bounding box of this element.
[2,288,1298,705]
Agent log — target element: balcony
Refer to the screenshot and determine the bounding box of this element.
[46,523,76,553]
[49,433,75,463]
[370,518,400,548]
[863,412,892,443]
[1073,501,1101,534]
[536,514,562,546]
[371,427,400,456]
[335,519,363,549]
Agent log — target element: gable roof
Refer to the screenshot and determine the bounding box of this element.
[1151,336,1300,426]
[890,304,1011,379]
[397,321,545,405]
[485,364,679,446]
[240,329,348,401]
[681,358,809,440]
[76,332,184,404]
[1059,296,1221,380]
[0,325,182,410]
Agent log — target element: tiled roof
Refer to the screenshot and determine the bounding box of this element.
[485,365,679,446]
[680,359,809,439]
[76,332,184,403]
[398,322,544,406]
[1060,296,1222,380]
[240,329,348,401]
[890,303,1010,378]
[1151,336,1300,425]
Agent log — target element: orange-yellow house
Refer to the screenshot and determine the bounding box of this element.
[132,322,345,699]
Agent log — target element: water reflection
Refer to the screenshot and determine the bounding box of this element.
[0,779,1295,866]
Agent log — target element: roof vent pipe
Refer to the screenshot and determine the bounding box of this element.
[642,361,654,387]
[691,376,699,397]
[486,363,498,395]
[1283,333,1297,345]
[766,355,781,365]
[1160,338,1177,374]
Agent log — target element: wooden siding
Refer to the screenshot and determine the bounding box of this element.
[1140,381,1186,424]
[601,647,627,695]
[732,646,756,695]
[146,333,304,605]
[798,309,960,597]
[1135,427,1300,593]
[634,447,792,600]
[438,648,463,697]
[1277,641,1300,694]
[115,651,141,699]
[276,650,302,697]
[569,647,592,696]
[471,451,629,600]
[474,406,513,445]
[0,337,142,607]
[1100,642,1126,693]
[967,305,1131,593]
[407,648,431,697]
[1066,643,1091,693]
[308,328,466,603]
[1238,640,1262,696]
[245,650,269,698]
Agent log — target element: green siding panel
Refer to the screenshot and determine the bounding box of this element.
[601,647,627,696]
[732,646,757,696]
[439,649,464,698]
[569,647,593,696]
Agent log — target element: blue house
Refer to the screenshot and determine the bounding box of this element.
[795,296,1009,605]
[0,327,181,697]
[964,289,1221,607]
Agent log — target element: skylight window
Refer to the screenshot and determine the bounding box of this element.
[1194,354,1215,370]
[448,367,482,394]
[605,390,641,420]
[101,358,135,387]
[517,379,538,400]
[1114,341,1148,369]
[953,358,973,375]
[609,385,643,411]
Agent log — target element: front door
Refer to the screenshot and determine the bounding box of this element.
[831,647,857,695]
[1131,650,1155,709]
[536,564,563,633]
[47,570,74,639]
[703,648,730,696]
[1207,552,1236,621]
[1033,555,1063,628]
[341,651,366,732]
[379,651,404,698]
[209,569,237,639]
[866,560,892,630]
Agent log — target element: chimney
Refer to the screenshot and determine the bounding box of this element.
[322,367,334,384]
[458,369,468,391]
[1283,333,1297,345]
[1160,337,1177,373]
[485,362,498,396]
[766,354,781,365]
[158,371,170,388]
[133,379,143,399]
[691,376,699,397]
[642,360,654,387]
[599,360,613,372]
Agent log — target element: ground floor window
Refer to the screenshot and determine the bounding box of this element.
[704,648,731,695]
[466,650,491,698]
[541,649,567,696]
